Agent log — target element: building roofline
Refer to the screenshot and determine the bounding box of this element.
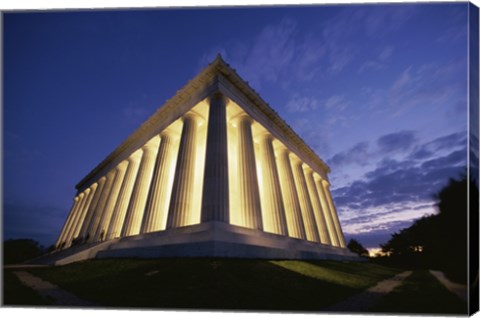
[75,55,330,190]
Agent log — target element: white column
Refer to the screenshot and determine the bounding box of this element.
[257,133,288,236]
[167,113,201,228]
[322,179,346,248]
[71,184,97,241]
[314,175,339,246]
[291,157,320,242]
[121,142,158,237]
[79,177,106,240]
[304,167,331,245]
[201,93,230,224]
[56,196,80,248]
[276,148,307,240]
[141,131,178,233]
[106,154,141,240]
[88,170,117,240]
[64,191,88,247]
[234,114,262,230]
[93,161,128,241]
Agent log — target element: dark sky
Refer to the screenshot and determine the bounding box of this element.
[3,3,473,250]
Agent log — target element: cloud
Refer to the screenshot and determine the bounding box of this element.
[358,45,394,73]
[389,60,467,117]
[324,95,349,111]
[377,130,417,154]
[329,141,370,167]
[332,131,467,242]
[200,6,417,89]
[356,5,416,39]
[290,117,332,157]
[286,95,319,113]
[407,131,466,161]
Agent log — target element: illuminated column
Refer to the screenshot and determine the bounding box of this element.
[304,167,331,245]
[93,161,128,241]
[56,196,80,248]
[79,177,106,239]
[314,175,339,246]
[234,114,263,230]
[64,191,87,246]
[276,149,307,240]
[88,170,117,240]
[322,179,346,247]
[257,133,288,236]
[141,131,178,233]
[291,157,320,243]
[167,113,201,228]
[201,93,229,223]
[106,154,141,240]
[122,142,158,237]
[71,184,97,240]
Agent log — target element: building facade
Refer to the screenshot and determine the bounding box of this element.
[55,56,352,261]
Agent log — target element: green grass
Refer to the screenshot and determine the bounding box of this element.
[271,260,401,289]
[8,259,466,314]
[25,258,400,311]
[3,269,52,306]
[371,270,467,314]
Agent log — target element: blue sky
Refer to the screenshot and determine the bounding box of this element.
[3,3,472,249]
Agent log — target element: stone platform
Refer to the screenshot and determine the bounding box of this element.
[40,222,358,265]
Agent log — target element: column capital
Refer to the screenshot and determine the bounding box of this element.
[303,164,314,174]
[128,151,143,164]
[231,112,253,126]
[142,142,158,154]
[289,154,302,166]
[276,146,290,156]
[313,173,324,182]
[207,91,229,105]
[255,130,274,143]
[90,182,99,191]
[159,128,175,139]
[116,160,129,171]
[183,110,204,123]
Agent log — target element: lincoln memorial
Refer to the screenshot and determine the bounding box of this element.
[53,55,355,263]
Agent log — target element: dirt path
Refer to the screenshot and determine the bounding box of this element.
[325,271,413,312]
[13,271,97,307]
[429,270,468,302]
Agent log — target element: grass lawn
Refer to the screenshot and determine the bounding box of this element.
[371,270,467,314]
[22,259,400,311]
[3,269,52,306]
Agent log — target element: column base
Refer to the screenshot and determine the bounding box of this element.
[33,222,360,265]
[100,221,358,260]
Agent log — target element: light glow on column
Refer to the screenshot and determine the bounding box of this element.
[314,174,339,246]
[167,104,208,228]
[227,108,241,227]
[106,150,142,240]
[122,136,160,237]
[322,180,346,248]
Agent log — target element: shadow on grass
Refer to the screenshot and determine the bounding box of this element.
[22,258,400,311]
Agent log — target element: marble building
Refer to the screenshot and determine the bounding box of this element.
[54,55,353,261]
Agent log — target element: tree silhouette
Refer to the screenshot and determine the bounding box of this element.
[347,238,369,257]
[379,174,477,283]
[3,239,44,264]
